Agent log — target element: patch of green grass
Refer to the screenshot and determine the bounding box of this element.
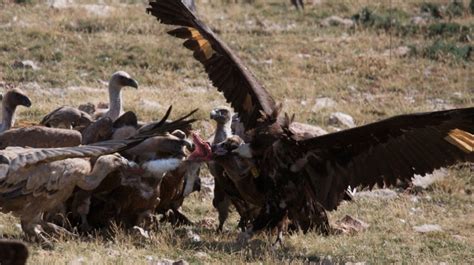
[420,40,473,61]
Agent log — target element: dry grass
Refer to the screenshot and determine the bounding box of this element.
[0,0,473,263]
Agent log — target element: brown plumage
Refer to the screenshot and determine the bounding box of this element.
[0,126,82,149]
[0,239,28,265]
[40,106,93,129]
[208,107,258,231]
[74,132,210,230]
[0,107,197,242]
[148,0,474,242]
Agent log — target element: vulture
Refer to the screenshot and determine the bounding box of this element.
[208,106,259,231]
[76,131,207,230]
[0,88,32,133]
[0,90,82,149]
[40,106,93,129]
[147,0,474,243]
[0,107,196,243]
[91,71,138,121]
[0,239,28,265]
[41,71,138,125]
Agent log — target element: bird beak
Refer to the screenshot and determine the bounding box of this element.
[124,161,145,175]
[126,78,139,89]
[21,95,32,108]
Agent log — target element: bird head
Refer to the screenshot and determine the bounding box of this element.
[210,106,232,125]
[109,71,139,90]
[3,88,32,109]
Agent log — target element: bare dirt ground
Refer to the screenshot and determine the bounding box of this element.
[0,0,473,263]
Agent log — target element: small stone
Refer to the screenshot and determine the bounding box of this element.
[312,97,336,112]
[411,16,429,25]
[320,16,355,28]
[384,46,410,57]
[413,224,442,233]
[186,229,201,243]
[328,112,355,128]
[354,189,398,200]
[195,251,209,259]
[412,169,447,189]
[334,215,369,235]
[12,60,40,70]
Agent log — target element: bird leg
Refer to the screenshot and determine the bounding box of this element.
[71,190,92,232]
[21,215,53,248]
[172,209,193,226]
[41,221,77,238]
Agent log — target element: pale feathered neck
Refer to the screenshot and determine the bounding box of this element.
[106,83,123,121]
[0,101,16,133]
[213,121,232,145]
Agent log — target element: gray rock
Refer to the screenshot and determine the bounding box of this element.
[321,16,355,28]
[328,112,355,128]
[413,224,442,233]
[412,169,447,189]
[12,60,40,70]
[312,97,336,112]
[411,16,429,26]
[354,189,398,200]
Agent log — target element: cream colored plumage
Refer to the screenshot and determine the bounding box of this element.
[0,106,197,242]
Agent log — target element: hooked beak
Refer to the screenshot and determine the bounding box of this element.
[126,78,139,89]
[21,95,32,108]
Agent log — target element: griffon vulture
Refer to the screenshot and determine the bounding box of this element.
[0,106,196,243]
[147,0,474,243]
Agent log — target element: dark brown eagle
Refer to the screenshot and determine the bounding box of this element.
[147,0,474,242]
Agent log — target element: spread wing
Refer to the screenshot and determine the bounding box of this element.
[0,107,197,173]
[284,107,474,210]
[147,0,277,130]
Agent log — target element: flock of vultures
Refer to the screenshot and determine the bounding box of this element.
[1,0,473,263]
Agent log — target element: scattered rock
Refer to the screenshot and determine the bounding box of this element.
[354,189,398,200]
[194,251,209,259]
[290,122,328,138]
[82,4,114,17]
[312,97,336,112]
[328,112,355,128]
[297,53,311,59]
[383,46,411,57]
[321,16,355,28]
[186,229,201,243]
[12,60,40,70]
[141,99,162,111]
[411,16,429,26]
[47,0,74,9]
[412,169,447,189]
[153,259,189,265]
[413,224,442,233]
[69,256,86,265]
[334,215,369,235]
